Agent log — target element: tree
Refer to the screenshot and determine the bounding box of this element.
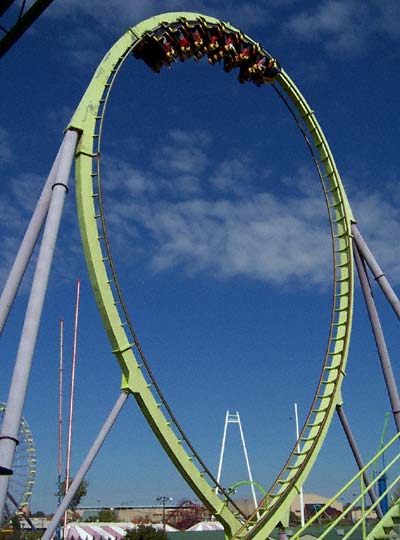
[31,511,45,518]
[58,478,88,511]
[11,515,21,530]
[97,509,118,522]
[11,515,21,540]
[125,525,167,540]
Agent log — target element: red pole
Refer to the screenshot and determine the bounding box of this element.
[57,318,63,540]
[58,318,63,482]
[64,280,81,531]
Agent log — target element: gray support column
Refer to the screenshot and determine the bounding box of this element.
[353,239,400,433]
[0,133,72,334]
[336,405,382,519]
[352,224,400,320]
[0,129,79,525]
[41,392,129,540]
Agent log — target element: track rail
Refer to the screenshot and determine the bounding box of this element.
[68,12,355,540]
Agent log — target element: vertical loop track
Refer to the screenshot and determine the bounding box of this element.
[68,12,355,540]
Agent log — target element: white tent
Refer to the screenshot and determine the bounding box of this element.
[186,520,224,531]
[65,523,95,540]
[65,522,134,540]
[151,523,179,532]
[64,521,181,539]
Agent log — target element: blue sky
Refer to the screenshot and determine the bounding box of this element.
[1,0,400,515]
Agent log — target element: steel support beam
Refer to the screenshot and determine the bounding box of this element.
[336,404,383,519]
[41,392,129,540]
[0,1,15,18]
[0,129,78,525]
[0,136,69,334]
[353,238,400,434]
[0,0,55,58]
[352,224,400,320]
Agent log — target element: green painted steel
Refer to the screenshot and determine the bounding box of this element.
[287,430,400,540]
[68,12,355,540]
[229,480,268,497]
[236,70,355,540]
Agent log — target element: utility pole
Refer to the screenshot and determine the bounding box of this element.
[156,496,172,532]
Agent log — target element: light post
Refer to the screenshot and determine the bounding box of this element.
[156,496,172,532]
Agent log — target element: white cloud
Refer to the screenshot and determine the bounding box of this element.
[351,189,400,283]
[40,0,279,71]
[40,0,400,71]
[46,0,274,32]
[98,151,400,290]
[165,174,203,196]
[285,1,368,53]
[0,171,82,293]
[94,124,400,289]
[0,173,44,292]
[152,128,210,176]
[211,155,272,195]
[102,156,149,196]
[102,149,205,201]
[285,0,400,55]
[45,0,157,28]
[168,129,212,147]
[4,162,399,300]
[114,191,332,287]
[8,173,45,214]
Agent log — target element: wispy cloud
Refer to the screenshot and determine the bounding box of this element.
[103,156,149,197]
[0,171,82,292]
[152,129,211,176]
[0,172,43,290]
[128,193,332,286]
[351,188,400,283]
[285,0,400,55]
[3,129,399,296]
[46,0,274,32]
[101,130,331,287]
[39,0,400,79]
[211,155,272,195]
[42,0,278,69]
[285,1,368,54]
[98,129,400,289]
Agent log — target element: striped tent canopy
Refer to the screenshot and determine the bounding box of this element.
[65,522,135,540]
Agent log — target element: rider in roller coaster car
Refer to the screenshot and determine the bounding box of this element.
[134,19,281,85]
[207,26,225,64]
[161,36,176,63]
[178,31,192,59]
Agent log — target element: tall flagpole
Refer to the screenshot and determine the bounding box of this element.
[57,319,64,540]
[64,280,81,531]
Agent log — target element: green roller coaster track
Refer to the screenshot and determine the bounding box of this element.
[68,12,355,540]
